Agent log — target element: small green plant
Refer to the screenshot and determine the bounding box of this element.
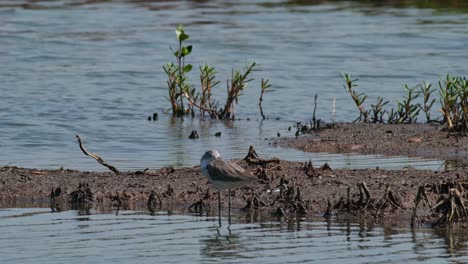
[370,96,389,123]
[259,78,271,120]
[439,74,459,129]
[163,25,194,117]
[396,84,420,124]
[439,74,468,131]
[340,73,468,133]
[162,25,264,120]
[199,64,220,117]
[342,73,369,122]
[457,77,468,131]
[220,62,257,119]
[387,108,398,124]
[418,81,436,123]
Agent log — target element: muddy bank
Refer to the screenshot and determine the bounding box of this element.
[2,159,468,226]
[274,123,468,164]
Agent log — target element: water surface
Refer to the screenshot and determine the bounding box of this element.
[0,207,468,263]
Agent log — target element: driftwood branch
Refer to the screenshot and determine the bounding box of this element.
[243,145,280,165]
[75,135,119,175]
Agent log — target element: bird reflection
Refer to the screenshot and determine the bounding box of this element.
[200,226,247,260]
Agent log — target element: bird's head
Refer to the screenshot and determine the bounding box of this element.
[200,149,220,173]
[201,149,220,162]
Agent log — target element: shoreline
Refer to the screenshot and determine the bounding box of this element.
[273,123,468,163]
[3,123,468,227]
[1,160,466,227]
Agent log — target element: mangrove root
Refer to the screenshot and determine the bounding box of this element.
[189,199,207,213]
[49,187,62,201]
[324,199,332,218]
[69,183,94,204]
[111,191,123,207]
[302,160,318,177]
[411,185,432,227]
[271,207,285,217]
[188,130,199,139]
[375,185,401,217]
[271,179,308,215]
[75,135,119,175]
[163,184,175,197]
[320,162,333,172]
[148,190,162,207]
[433,187,468,227]
[334,182,401,216]
[242,192,267,211]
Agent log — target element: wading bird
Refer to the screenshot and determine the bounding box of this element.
[200,149,256,225]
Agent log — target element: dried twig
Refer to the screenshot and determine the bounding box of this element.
[75,135,119,175]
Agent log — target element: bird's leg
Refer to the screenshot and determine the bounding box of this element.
[218,190,221,226]
[228,188,231,225]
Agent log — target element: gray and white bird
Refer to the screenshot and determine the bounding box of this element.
[200,149,256,224]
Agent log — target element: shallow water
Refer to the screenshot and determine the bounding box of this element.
[1,0,468,170]
[0,207,468,264]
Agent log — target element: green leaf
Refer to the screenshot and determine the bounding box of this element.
[176,25,189,42]
[181,45,192,56]
[184,64,192,73]
[176,24,184,39]
[179,32,189,42]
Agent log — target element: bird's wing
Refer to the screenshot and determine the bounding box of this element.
[206,159,255,183]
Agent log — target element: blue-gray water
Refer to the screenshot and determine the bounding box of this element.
[1,207,468,264]
[2,0,468,170]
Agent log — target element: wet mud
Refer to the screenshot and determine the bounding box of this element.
[274,122,468,165]
[2,158,468,227]
[4,123,468,227]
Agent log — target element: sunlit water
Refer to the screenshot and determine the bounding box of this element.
[0,207,468,264]
[2,0,468,170]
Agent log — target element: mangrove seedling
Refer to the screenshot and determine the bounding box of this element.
[220,62,257,119]
[418,81,436,123]
[342,73,369,122]
[199,64,220,117]
[439,74,461,130]
[387,108,398,124]
[396,84,420,124]
[163,24,194,117]
[370,96,389,123]
[162,25,266,120]
[259,78,271,120]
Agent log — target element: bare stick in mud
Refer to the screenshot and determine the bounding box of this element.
[75,135,120,175]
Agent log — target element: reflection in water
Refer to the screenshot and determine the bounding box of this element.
[434,228,468,257]
[201,227,248,260]
[0,206,468,263]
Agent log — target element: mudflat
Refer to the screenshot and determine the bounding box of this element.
[2,123,468,227]
[274,122,468,163]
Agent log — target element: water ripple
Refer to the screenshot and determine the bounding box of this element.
[1,0,468,171]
